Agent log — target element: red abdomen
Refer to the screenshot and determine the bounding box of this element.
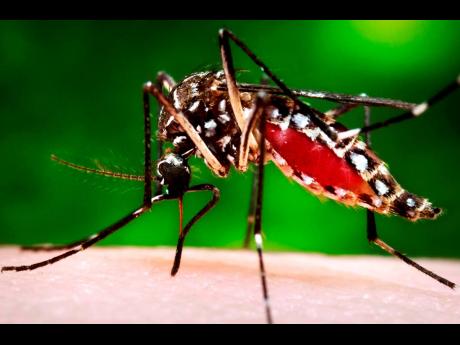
[265,122,373,196]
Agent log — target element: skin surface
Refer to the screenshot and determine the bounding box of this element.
[0,246,459,324]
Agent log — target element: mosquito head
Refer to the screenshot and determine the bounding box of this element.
[157,153,191,198]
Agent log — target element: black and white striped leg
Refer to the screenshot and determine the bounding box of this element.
[2,195,168,272]
[363,106,456,289]
[170,184,220,276]
[361,75,460,133]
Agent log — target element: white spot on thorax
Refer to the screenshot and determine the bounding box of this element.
[189,82,199,96]
[173,90,181,109]
[189,100,200,112]
[196,125,202,133]
[204,119,217,137]
[375,180,389,196]
[165,115,174,127]
[173,136,187,146]
[218,113,231,123]
[217,135,231,151]
[218,99,226,112]
[406,198,416,207]
[350,152,368,172]
[292,113,310,129]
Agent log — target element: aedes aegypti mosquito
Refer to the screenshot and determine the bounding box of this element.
[2,29,459,324]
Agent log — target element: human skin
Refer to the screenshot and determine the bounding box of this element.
[0,246,459,324]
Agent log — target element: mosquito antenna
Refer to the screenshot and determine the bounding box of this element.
[51,154,146,182]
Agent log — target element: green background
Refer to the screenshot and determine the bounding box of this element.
[1,20,459,258]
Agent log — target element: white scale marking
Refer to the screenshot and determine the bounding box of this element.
[278,115,291,131]
[406,198,416,207]
[254,233,263,249]
[133,208,144,216]
[301,173,314,185]
[165,115,174,127]
[350,152,368,172]
[204,119,217,130]
[188,100,200,112]
[375,180,389,196]
[173,90,181,109]
[306,128,321,141]
[292,113,310,129]
[412,102,428,116]
[218,99,226,112]
[218,113,231,123]
[173,136,187,146]
[189,82,199,96]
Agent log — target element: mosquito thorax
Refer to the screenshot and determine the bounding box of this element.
[157,153,191,197]
[159,70,296,173]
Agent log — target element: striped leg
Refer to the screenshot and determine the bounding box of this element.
[363,106,456,289]
[2,195,167,272]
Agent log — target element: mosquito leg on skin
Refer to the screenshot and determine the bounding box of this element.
[360,75,460,134]
[2,195,169,272]
[362,106,456,289]
[251,93,274,324]
[170,184,220,276]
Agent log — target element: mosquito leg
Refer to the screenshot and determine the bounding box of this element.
[219,28,338,142]
[325,103,360,119]
[21,79,161,253]
[154,72,176,196]
[251,93,274,324]
[360,76,460,134]
[363,106,455,289]
[233,83,417,110]
[243,171,257,249]
[219,31,258,154]
[170,184,220,276]
[238,94,267,248]
[2,195,168,272]
[144,83,227,177]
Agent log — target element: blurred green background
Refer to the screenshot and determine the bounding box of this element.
[1,20,459,258]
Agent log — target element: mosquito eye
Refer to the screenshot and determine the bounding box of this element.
[157,154,191,197]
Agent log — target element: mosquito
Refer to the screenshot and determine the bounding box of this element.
[2,29,459,324]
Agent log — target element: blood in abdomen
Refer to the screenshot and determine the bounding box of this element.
[265,122,374,196]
